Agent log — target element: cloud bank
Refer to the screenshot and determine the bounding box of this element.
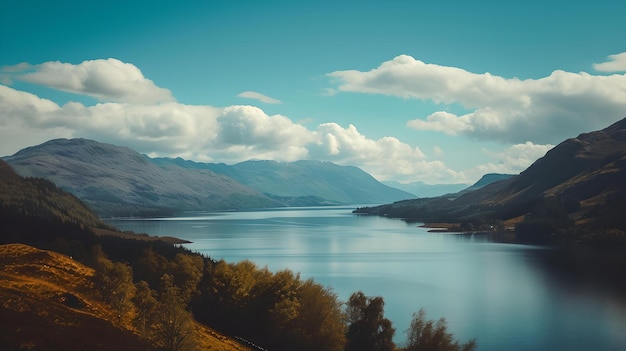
[328,53,626,144]
[3,80,541,184]
[0,57,570,184]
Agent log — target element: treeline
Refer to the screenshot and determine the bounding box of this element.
[89,242,476,351]
[0,174,105,229]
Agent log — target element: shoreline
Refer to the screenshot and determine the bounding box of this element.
[91,227,192,244]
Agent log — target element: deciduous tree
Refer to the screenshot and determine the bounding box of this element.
[345,291,395,351]
[403,309,477,351]
[154,274,196,351]
[132,280,158,338]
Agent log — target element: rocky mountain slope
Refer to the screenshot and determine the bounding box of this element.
[356,118,626,243]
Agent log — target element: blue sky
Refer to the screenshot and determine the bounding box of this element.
[1,0,625,184]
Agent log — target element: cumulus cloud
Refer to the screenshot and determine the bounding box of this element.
[237,91,282,104]
[1,54,568,185]
[593,52,626,72]
[0,82,488,183]
[3,58,175,104]
[481,142,553,172]
[329,54,626,144]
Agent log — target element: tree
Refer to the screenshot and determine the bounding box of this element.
[135,247,171,288]
[92,246,135,325]
[403,309,477,351]
[132,280,158,338]
[345,291,395,351]
[291,279,346,351]
[154,274,196,351]
[170,253,204,303]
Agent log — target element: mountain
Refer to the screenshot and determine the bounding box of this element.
[4,139,414,217]
[382,174,513,198]
[4,139,279,217]
[382,180,468,198]
[463,173,515,192]
[356,118,626,243]
[154,158,415,205]
[0,157,346,351]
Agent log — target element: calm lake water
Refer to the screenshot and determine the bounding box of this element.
[105,206,626,351]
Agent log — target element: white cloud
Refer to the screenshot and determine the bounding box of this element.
[237,91,282,104]
[593,52,626,72]
[428,142,554,184]
[4,58,175,104]
[329,55,626,144]
[481,142,553,173]
[1,54,568,185]
[0,83,477,183]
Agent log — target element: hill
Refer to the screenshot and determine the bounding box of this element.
[154,158,415,205]
[382,180,468,198]
[356,118,626,243]
[383,174,514,198]
[0,243,251,351]
[461,173,515,193]
[4,138,414,217]
[3,139,279,217]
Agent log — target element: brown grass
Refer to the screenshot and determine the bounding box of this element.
[0,243,250,351]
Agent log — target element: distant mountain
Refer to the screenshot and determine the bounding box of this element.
[356,118,626,243]
[382,180,468,198]
[4,139,278,217]
[4,139,414,217]
[459,173,515,193]
[153,158,415,205]
[383,174,514,199]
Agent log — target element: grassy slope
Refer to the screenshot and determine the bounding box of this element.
[0,243,251,351]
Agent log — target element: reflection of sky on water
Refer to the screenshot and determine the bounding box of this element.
[106,206,626,351]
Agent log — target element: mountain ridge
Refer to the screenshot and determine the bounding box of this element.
[355,117,626,243]
[4,138,414,217]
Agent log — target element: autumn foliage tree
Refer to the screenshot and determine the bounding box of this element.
[132,280,158,338]
[199,259,346,351]
[154,274,196,351]
[92,246,135,325]
[403,309,477,351]
[345,291,395,351]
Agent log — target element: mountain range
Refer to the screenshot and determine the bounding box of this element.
[3,139,414,217]
[381,180,468,198]
[356,118,626,243]
[383,173,514,198]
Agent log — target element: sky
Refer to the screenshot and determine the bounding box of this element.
[1,0,625,184]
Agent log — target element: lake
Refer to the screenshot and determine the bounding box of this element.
[105,206,626,351]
